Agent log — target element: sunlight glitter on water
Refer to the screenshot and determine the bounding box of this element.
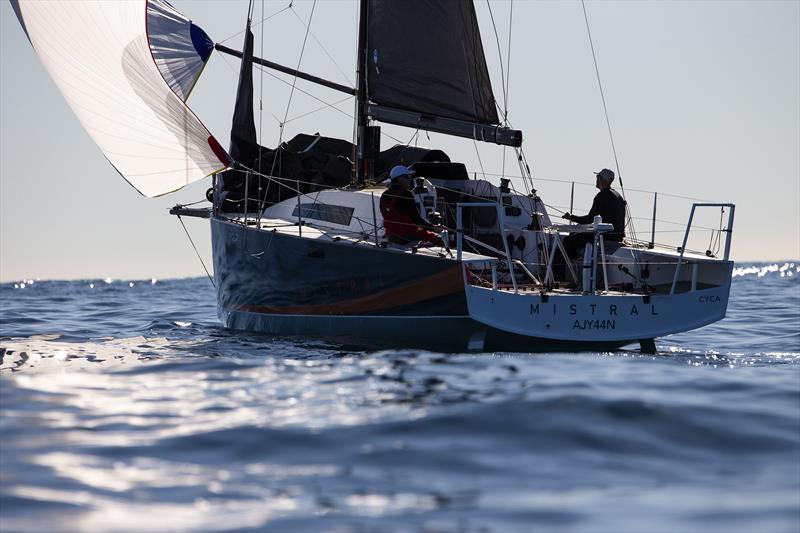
[1,265,798,533]
[733,261,798,277]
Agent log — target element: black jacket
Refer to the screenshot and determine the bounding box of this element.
[571,188,626,240]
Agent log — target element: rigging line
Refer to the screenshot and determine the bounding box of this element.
[247,70,402,145]
[707,226,716,253]
[265,0,317,208]
[630,217,719,231]
[486,0,508,116]
[289,6,354,86]
[215,46,242,74]
[239,172,425,232]
[278,0,317,134]
[580,0,645,259]
[177,215,216,289]
[253,68,394,146]
[502,1,514,184]
[496,111,535,194]
[484,1,510,184]
[513,149,526,191]
[472,138,487,180]
[712,206,725,255]
[505,0,514,120]
[216,43,279,127]
[507,181,538,218]
[580,0,623,195]
[284,96,354,124]
[404,127,421,148]
[218,2,292,44]
[513,151,531,195]
[517,146,535,194]
[246,50,403,139]
[257,0,266,214]
[242,2,256,228]
[480,171,712,202]
[178,197,211,207]
[540,200,568,213]
[239,163,309,197]
[502,141,506,182]
[486,106,535,195]
[616,187,711,203]
[252,2,284,219]
[255,65,352,119]
[228,164,356,193]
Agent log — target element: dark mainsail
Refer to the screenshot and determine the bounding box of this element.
[366,0,499,125]
[218,0,519,159]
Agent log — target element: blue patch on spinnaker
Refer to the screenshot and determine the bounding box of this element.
[190,23,214,63]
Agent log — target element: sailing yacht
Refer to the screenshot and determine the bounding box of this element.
[11,0,736,352]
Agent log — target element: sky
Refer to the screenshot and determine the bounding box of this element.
[1,0,798,282]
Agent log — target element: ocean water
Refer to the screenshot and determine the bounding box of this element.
[1,263,798,533]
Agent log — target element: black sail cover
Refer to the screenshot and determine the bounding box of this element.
[229,27,259,162]
[367,0,499,125]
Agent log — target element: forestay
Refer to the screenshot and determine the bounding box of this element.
[11,0,229,197]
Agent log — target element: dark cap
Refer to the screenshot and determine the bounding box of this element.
[594,168,615,182]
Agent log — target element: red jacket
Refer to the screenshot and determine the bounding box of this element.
[379,186,431,243]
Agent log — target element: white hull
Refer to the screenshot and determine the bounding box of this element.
[465,279,732,343]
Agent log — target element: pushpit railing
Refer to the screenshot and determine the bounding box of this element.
[670,203,735,295]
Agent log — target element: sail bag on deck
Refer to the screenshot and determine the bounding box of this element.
[11,0,229,197]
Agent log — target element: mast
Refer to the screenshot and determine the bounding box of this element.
[354,0,372,185]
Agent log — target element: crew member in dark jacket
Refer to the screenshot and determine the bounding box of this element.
[562,168,626,258]
[380,166,443,246]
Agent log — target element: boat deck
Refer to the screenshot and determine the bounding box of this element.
[230,215,497,265]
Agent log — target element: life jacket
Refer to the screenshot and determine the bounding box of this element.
[380,188,417,242]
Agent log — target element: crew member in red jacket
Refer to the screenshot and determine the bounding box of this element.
[380,166,443,246]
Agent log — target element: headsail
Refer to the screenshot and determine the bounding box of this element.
[11,0,229,197]
[366,0,499,125]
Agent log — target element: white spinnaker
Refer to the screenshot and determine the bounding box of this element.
[13,0,229,197]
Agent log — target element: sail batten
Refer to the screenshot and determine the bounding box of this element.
[11,0,228,197]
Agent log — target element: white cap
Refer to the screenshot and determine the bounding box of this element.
[389,165,415,180]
